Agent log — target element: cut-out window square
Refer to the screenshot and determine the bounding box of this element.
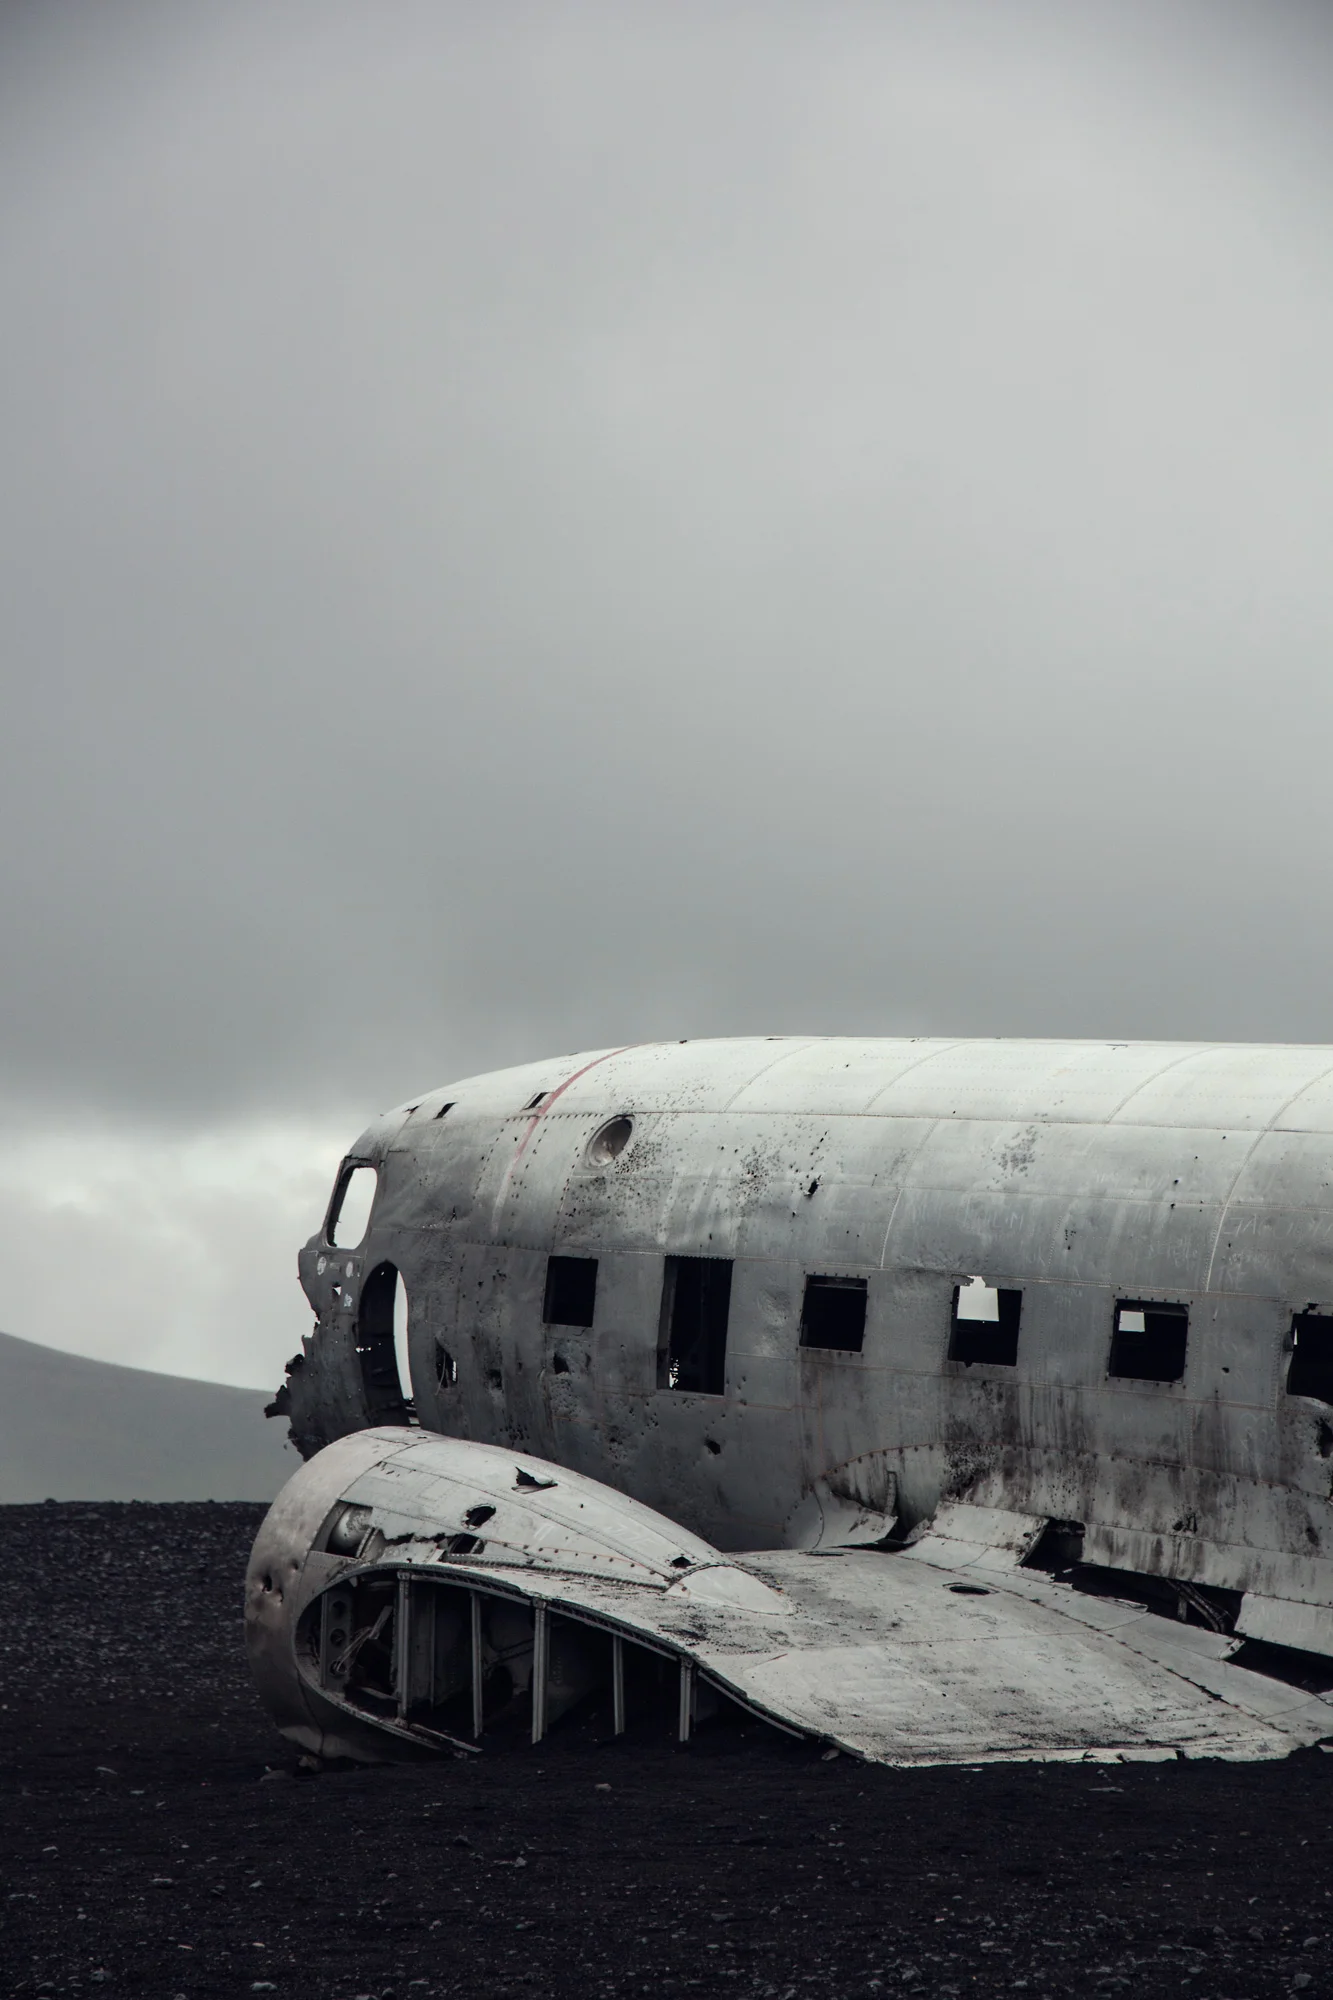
[949,1278,1021,1366]
[1109,1299,1188,1383]
[543,1255,597,1328]
[659,1256,732,1395]
[800,1276,867,1353]
[1287,1312,1333,1404]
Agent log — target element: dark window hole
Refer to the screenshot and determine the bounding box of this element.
[800,1275,867,1353]
[551,1353,571,1375]
[659,1256,732,1395]
[1109,1300,1188,1383]
[433,1101,456,1121]
[435,1343,458,1389]
[949,1279,1021,1367]
[464,1505,495,1529]
[544,1255,597,1328]
[1288,1312,1333,1405]
[524,1092,547,1112]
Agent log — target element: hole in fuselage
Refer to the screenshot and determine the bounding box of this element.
[658,1256,732,1395]
[356,1262,415,1425]
[950,1279,1021,1366]
[544,1256,597,1328]
[1108,1300,1188,1383]
[800,1276,867,1353]
[1288,1313,1333,1404]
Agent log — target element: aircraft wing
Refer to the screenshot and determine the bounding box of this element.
[246,1431,1333,1766]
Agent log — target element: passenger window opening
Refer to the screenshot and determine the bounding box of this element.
[544,1255,598,1329]
[524,1092,547,1112]
[1109,1299,1188,1383]
[356,1262,416,1423]
[800,1276,868,1353]
[658,1256,733,1395]
[1287,1312,1333,1404]
[949,1278,1021,1366]
[435,1341,458,1389]
[327,1164,377,1249]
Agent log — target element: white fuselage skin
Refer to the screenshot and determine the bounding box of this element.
[278,1038,1333,1643]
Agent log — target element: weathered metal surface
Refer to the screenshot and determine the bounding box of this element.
[245,1430,1333,1764]
[267,1037,1333,1672]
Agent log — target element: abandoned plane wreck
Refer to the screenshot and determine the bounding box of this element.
[249,1036,1333,1767]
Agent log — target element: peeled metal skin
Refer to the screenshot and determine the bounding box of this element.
[244,1428,1333,1766]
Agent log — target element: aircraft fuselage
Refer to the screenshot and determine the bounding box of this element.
[270,1036,1333,1656]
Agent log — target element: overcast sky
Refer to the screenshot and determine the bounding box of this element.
[3,0,1333,1388]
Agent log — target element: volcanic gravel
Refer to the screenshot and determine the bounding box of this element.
[1,1504,1332,2000]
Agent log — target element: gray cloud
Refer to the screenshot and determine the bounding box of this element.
[4,0,1333,1139]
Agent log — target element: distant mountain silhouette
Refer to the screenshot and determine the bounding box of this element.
[0,1329,299,1501]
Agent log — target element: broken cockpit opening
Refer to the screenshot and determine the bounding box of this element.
[296,1570,779,1756]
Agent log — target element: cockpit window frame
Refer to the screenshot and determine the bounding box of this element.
[324,1160,379,1250]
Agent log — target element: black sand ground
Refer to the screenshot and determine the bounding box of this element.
[2,1503,1331,2000]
